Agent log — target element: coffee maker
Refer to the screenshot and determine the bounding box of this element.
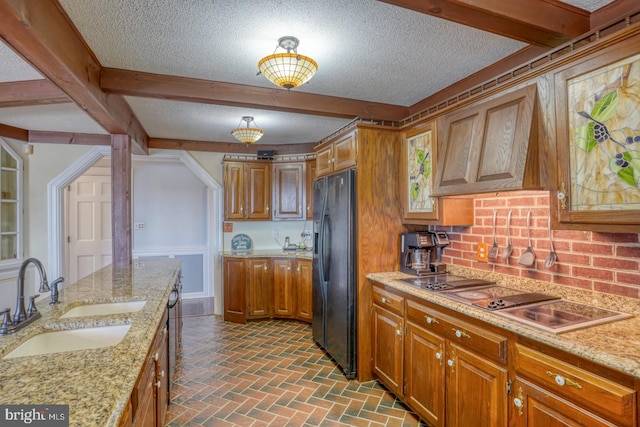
[400,232,436,276]
[400,231,450,276]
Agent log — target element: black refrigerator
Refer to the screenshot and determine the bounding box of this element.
[312,169,357,379]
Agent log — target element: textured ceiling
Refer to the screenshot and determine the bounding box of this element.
[0,0,619,146]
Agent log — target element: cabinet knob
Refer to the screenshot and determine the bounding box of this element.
[264,265,268,272]
[154,352,159,362]
[240,206,244,213]
[381,297,388,304]
[297,266,300,272]
[447,359,454,368]
[266,206,270,212]
[160,370,165,378]
[155,381,161,388]
[396,329,402,336]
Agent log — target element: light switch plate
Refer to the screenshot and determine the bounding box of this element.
[477,242,488,262]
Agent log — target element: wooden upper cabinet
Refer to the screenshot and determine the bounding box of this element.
[272,162,305,220]
[400,120,473,225]
[245,162,271,220]
[224,161,271,220]
[315,131,357,178]
[552,32,640,232]
[434,84,540,196]
[224,162,245,220]
[305,159,316,220]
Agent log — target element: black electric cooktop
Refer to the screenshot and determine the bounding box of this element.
[401,274,494,291]
[441,285,560,310]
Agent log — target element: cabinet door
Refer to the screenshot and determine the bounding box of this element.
[273,163,305,220]
[405,321,445,427]
[445,342,508,427]
[333,132,357,172]
[224,162,245,220]
[553,38,640,232]
[372,304,404,397]
[246,163,271,220]
[435,84,538,196]
[296,259,312,322]
[511,378,618,427]
[272,258,295,317]
[400,120,441,223]
[223,258,247,323]
[155,325,169,426]
[316,144,333,177]
[247,258,271,319]
[134,355,156,427]
[305,159,316,219]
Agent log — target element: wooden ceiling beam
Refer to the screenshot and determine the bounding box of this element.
[100,68,410,121]
[0,0,148,154]
[28,130,110,145]
[0,79,70,107]
[0,123,28,141]
[149,138,316,155]
[378,0,590,47]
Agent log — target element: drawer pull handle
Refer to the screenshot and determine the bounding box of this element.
[425,316,439,325]
[546,371,582,389]
[381,297,388,304]
[452,328,471,339]
[396,329,402,336]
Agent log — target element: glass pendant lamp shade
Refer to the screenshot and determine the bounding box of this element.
[258,36,318,90]
[231,116,264,144]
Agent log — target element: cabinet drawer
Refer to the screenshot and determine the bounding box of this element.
[406,299,507,363]
[372,286,404,315]
[516,344,636,427]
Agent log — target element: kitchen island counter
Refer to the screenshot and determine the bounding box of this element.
[0,258,181,427]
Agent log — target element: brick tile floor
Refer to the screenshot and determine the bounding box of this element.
[164,315,426,426]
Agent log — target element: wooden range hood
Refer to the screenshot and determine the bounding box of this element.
[433,84,541,196]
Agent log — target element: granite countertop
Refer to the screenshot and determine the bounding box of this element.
[368,266,640,378]
[222,249,313,259]
[0,257,181,427]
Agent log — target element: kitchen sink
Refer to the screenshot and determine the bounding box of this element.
[2,324,132,359]
[60,300,146,318]
[496,300,633,334]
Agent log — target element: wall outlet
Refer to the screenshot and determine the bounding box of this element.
[134,222,145,230]
[272,229,278,239]
[477,242,488,262]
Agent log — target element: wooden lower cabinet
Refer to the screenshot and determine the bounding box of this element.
[512,378,620,427]
[223,257,247,323]
[405,322,445,426]
[247,258,272,319]
[126,309,170,427]
[273,258,295,317]
[372,304,404,397]
[296,259,312,321]
[512,344,636,427]
[372,283,508,427]
[446,343,507,427]
[371,281,638,427]
[223,256,312,324]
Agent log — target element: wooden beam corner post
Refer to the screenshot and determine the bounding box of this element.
[111,134,132,266]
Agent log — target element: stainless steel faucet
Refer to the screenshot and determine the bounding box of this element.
[0,258,64,336]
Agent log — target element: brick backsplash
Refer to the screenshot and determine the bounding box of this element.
[436,191,640,298]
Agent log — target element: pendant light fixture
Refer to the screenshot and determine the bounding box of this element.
[231,116,264,144]
[258,36,318,90]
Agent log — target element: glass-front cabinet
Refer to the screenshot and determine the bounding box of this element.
[0,140,21,264]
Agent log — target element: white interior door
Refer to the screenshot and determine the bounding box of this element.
[66,166,112,283]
